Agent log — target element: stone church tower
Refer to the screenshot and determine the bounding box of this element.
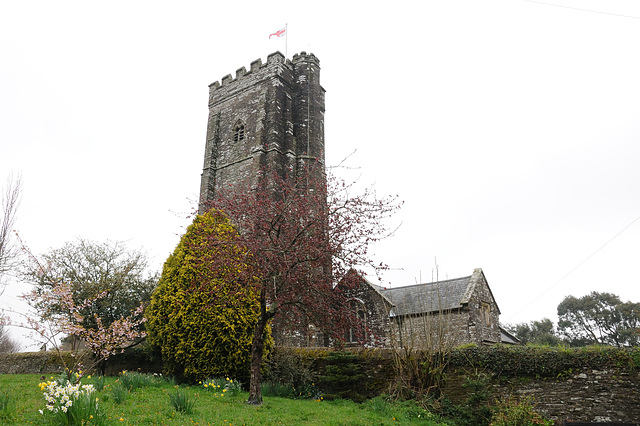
[199,51,325,213]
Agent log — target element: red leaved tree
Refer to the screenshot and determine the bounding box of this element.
[201,163,401,405]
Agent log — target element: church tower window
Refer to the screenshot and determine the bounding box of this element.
[233,122,245,142]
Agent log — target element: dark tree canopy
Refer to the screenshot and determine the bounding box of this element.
[557,291,640,347]
[505,318,562,346]
[21,239,157,335]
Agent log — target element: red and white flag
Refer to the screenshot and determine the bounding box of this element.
[269,28,286,39]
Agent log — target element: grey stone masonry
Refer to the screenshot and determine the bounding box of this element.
[199,51,325,213]
[443,367,640,424]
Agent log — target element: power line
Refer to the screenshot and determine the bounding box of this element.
[506,213,640,322]
[522,0,640,20]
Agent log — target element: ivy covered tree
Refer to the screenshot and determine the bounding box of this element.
[202,164,401,405]
[145,210,267,383]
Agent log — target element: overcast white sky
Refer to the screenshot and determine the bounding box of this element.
[2,0,640,348]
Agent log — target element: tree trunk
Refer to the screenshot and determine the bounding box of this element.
[247,291,271,405]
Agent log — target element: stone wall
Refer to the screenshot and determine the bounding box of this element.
[442,364,640,424]
[0,351,67,375]
[0,349,161,376]
[397,309,472,349]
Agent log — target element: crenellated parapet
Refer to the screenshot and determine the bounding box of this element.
[208,52,319,95]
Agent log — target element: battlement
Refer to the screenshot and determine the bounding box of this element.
[208,51,319,91]
[291,51,319,66]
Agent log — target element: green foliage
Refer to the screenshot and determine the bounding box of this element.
[90,376,106,392]
[201,377,242,397]
[490,397,552,426]
[118,370,163,391]
[110,383,128,404]
[447,372,493,426]
[263,347,324,396]
[366,395,449,423]
[0,390,12,421]
[504,318,562,346]
[168,388,195,415]
[390,346,448,400]
[631,346,640,369]
[557,291,640,347]
[225,378,242,397]
[38,378,109,426]
[146,210,270,383]
[21,239,157,335]
[447,344,639,378]
[261,381,296,398]
[317,351,367,402]
[57,391,109,425]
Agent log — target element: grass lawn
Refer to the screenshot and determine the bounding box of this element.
[0,374,449,425]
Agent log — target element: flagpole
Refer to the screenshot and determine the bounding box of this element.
[285,23,288,59]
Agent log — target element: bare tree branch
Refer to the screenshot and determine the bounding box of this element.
[0,172,22,293]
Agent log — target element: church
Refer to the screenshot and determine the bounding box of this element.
[197,52,514,349]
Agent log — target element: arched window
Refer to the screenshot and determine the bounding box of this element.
[233,122,245,142]
[346,299,367,343]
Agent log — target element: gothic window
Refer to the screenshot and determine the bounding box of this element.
[233,122,245,142]
[346,299,367,343]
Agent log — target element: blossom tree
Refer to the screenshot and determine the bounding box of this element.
[20,239,157,346]
[201,163,401,405]
[17,241,146,381]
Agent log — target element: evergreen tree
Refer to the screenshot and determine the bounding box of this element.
[146,210,267,382]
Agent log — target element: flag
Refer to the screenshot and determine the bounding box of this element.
[269,28,286,39]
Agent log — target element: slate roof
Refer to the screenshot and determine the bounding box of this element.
[499,326,520,345]
[380,276,473,317]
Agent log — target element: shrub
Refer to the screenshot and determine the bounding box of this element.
[118,370,162,391]
[91,375,106,392]
[261,381,296,398]
[490,397,552,426]
[201,377,242,397]
[169,389,195,415]
[146,210,270,383]
[110,383,129,405]
[263,348,321,396]
[317,351,366,402]
[446,344,639,378]
[440,372,493,426]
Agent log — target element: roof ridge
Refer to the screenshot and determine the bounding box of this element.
[380,275,472,291]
